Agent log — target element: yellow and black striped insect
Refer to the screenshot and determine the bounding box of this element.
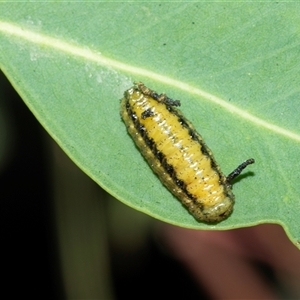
[120,82,254,223]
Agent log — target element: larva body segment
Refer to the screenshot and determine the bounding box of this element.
[120,82,254,223]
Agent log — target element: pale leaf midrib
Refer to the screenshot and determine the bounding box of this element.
[0,21,299,142]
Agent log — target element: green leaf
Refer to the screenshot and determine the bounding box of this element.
[1,3,300,247]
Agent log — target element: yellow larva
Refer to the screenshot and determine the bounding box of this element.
[120,82,254,223]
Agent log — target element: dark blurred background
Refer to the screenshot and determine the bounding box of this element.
[0,70,207,299]
[4,67,300,300]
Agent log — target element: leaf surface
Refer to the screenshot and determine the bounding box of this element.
[1,3,300,247]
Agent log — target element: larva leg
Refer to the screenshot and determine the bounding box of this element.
[226,158,255,185]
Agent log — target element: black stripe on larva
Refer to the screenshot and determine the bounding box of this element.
[175,178,186,190]
[155,150,164,162]
[131,113,138,122]
[178,116,189,127]
[144,134,155,149]
[125,100,131,111]
[141,108,154,119]
[126,102,138,123]
[151,92,160,100]
[163,158,175,176]
[133,95,220,201]
[200,145,218,168]
[139,124,147,135]
[164,97,181,107]
[124,98,198,204]
[160,156,196,202]
[170,108,225,180]
[188,128,197,140]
